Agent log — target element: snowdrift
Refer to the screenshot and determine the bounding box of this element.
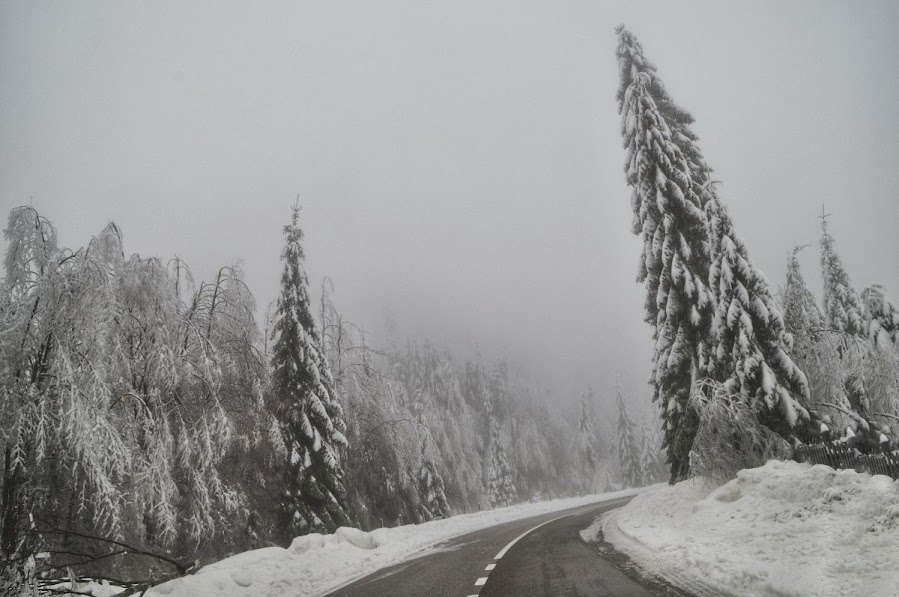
[593,460,899,597]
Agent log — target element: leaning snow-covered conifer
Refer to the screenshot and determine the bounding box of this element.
[615,386,641,488]
[820,218,866,336]
[616,26,714,482]
[862,285,899,349]
[782,247,824,352]
[486,418,516,508]
[271,204,350,535]
[704,197,815,440]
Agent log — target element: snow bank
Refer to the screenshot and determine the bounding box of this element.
[595,460,899,597]
[138,488,636,597]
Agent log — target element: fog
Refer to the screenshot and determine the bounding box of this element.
[2,0,897,412]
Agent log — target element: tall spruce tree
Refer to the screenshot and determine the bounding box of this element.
[616,387,641,488]
[616,26,714,482]
[704,197,814,439]
[820,217,866,336]
[272,204,350,536]
[638,415,660,485]
[819,216,875,434]
[782,246,824,349]
[571,390,599,491]
[862,285,899,349]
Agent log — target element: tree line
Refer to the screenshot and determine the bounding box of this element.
[0,203,662,593]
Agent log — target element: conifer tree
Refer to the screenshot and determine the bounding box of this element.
[782,246,824,351]
[271,204,350,536]
[820,217,866,336]
[704,197,814,439]
[616,26,714,482]
[615,387,641,488]
[486,418,516,508]
[416,459,449,521]
[638,415,660,485]
[570,390,599,492]
[862,285,899,349]
[818,216,876,432]
[577,392,598,470]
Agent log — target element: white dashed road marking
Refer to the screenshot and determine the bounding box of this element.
[467,498,632,595]
[494,501,625,560]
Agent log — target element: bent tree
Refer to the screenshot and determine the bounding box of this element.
[616,26,714,482]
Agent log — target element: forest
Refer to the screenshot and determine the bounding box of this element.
[0,203,665,592]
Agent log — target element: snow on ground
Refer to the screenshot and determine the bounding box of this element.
[130,488,636,597]
[588,460,899,597]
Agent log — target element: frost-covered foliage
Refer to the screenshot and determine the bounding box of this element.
[507,385,579,500]
[794,333,869,435]
[615,386,641,488]
[271,205,349,536]
[338,338,423,529]
[862,285,899,349]
[820,219,866,336]
[616,26,714,482]
[486,419,516,508]
[688,380,791,485]
[0,207,276,578]
[781,246,824,356]
[864,345,899,436]
[704,198,815,441]
[812,217,889,443]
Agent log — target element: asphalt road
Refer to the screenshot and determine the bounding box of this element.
[325,496,659,597]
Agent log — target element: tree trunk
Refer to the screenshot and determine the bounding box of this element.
[1,446,21,556]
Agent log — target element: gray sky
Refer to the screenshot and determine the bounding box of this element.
[2,1,897,412]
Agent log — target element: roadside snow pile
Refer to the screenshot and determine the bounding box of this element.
[596,460,899,597]
[139,488,636,597]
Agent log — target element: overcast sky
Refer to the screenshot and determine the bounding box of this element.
[2,1,897,412]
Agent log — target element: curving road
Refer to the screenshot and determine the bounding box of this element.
[325,496,668,597]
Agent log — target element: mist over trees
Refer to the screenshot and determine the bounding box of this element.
[0,20,895,597]
[0,205,661,592]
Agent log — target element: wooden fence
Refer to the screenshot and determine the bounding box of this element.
[793,442,899,480]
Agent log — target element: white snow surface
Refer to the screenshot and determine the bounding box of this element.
[127,488,635,597]
[592,460,899,597]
